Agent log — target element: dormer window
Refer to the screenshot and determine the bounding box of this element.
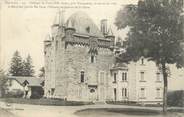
[86,26,90,33]
[141,58,144,65]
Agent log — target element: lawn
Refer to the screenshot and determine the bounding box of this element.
[0,98,93,106]
[75,108,184,117]
[0,107,16,117]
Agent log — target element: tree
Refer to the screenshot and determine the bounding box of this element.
[9,50,24,76]
[22,54,35,76]
[115,0,184,113]
[38,67,45,78]
[0,69,6,97]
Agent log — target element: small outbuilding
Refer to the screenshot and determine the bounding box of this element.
[4,76,44,99]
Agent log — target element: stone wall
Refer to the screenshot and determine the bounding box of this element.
[54,39,114,101]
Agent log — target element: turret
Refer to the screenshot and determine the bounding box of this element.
[44,34,52,55]
[51,10,65,38]
[44,34,51,46]
[105,27,115,41]
[100,19,108,35]
[65,20,76,36]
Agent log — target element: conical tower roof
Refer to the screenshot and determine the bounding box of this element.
[45,34,51,41]
[66,11,103,37]
[67,19,74,28]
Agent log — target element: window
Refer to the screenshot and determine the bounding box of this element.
[125,88,127,97]
[80,71,84,83]
[114,88,117,101]
[140,88,145,98]
[122,88,124,97]
[56,40,58,50]
[91,55,94,63]
[122,73,124,81]
[122,88,128,97]
[100,72,105,84]
[140,72,145,81]
[90,89,95,93]
[125,73,127,81]
[141,58,144,65]
[122,72,127,81]
[51,88,55,96]
[86,26,90,33]
[156,73,161,82]
[156,88,161,98]
[113,73,117,83]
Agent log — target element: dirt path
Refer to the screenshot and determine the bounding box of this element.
[0,107,17,117]
[0,101,183,117]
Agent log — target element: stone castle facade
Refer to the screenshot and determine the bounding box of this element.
[44,11,163,104]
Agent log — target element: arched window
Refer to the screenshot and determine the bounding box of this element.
[90,89,95,93]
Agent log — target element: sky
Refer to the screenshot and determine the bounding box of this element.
[0,0,183,90]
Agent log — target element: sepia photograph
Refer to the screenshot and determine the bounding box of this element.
[0,0,184,117]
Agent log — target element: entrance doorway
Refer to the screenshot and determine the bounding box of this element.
[89,88,97,101]
[99,87,105,101]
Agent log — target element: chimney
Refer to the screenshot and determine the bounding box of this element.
[59,9,65,27]
[100,19,108,35]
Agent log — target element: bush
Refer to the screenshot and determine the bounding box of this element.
[106,101,137,106]
[5,89,24,98]
[167,90,184,107]
[0,98,94,106]
[30,87,44,99]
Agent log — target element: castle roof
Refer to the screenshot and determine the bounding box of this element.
[66,11,104,37]
[111,63,128,71]
[7,76,44,87]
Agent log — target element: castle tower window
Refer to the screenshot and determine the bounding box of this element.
[122,72,127,81]
[114,88,117,101]
[80,71,84,83]
[141,58,144,65]
[113,73,117,83]
[51,88,55,96]
[91,55,94,63]
[86,26,90,33]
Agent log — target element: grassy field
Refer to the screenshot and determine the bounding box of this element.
[0,108,16,117]
[0,98,93,106]
[75,108,184,117]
